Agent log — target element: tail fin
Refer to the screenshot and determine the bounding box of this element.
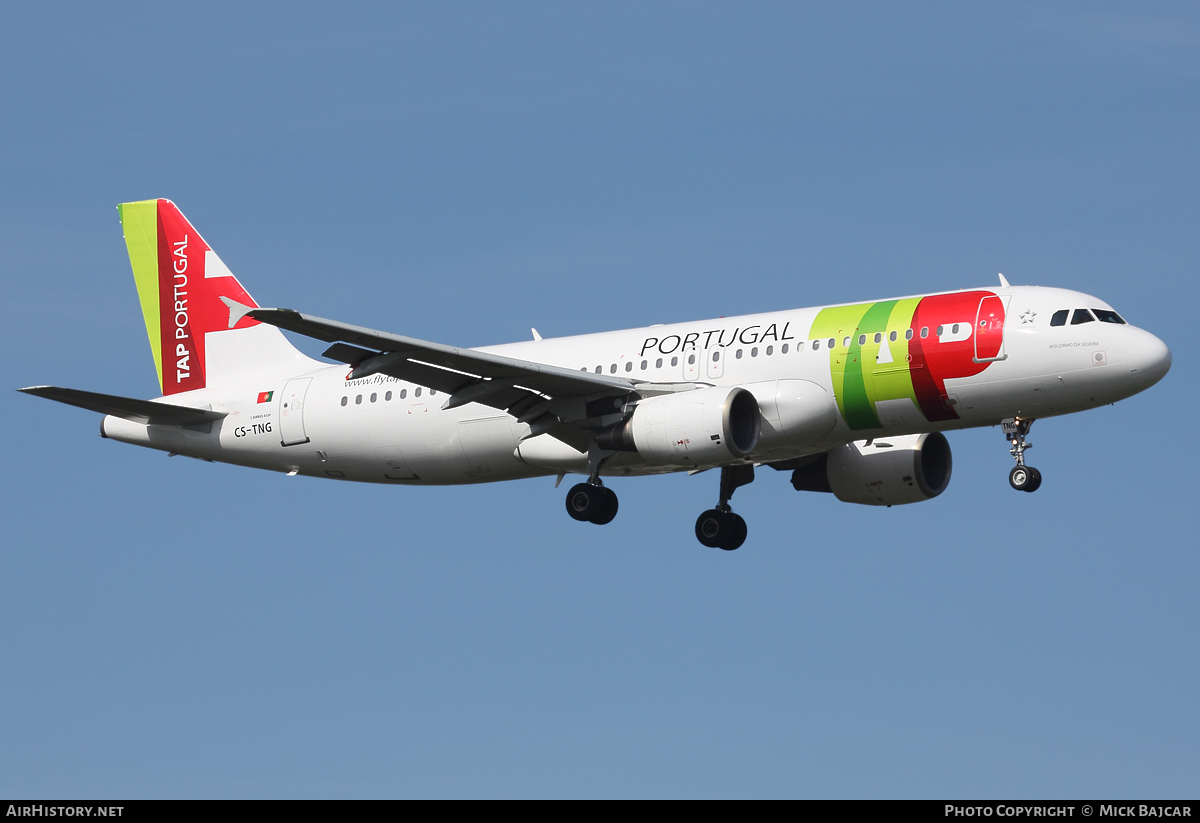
[117,199,312,395]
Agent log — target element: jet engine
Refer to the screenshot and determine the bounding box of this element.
[791,432,953,506]
[597,386,760,467]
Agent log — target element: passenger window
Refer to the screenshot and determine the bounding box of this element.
[936,325,944,336]
[921,327,928,338]
[385,391,392,401]
[625,361,633,371]
[766,345,773,355]
[952,324,959,334]
[656,358,663,368]
[341,396,347,406]
[874,333,882,344]
[1071,309,1095,325]
[905,329,913,340]
[430,390,436,396]
[595,366,602,374]
[812,340,820,351]
[610,364,617,373]
[712,351,720,362]
[687,354,695,365]
[828,338,835,348]
[370,393,377,403]
[400,389,407,399]
[355,394,362,405]
[843,337,850,347]
[1093,309,1126,324]
[858,334,866,345]
[735,349,743,359]
[750,347,758,357]
[781,343,789,354]
[670,356,678,367]
[641,360,648,369]
[890,331,897,342]
[414,387,421,397]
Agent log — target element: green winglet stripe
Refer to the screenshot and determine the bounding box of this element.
[118,199,163,391]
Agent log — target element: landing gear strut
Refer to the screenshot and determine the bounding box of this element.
[565,443,619,525]
[695,464,753,551]
[1006,419,1042,493]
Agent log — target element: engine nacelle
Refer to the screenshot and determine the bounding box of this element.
[601,386,761,468]
[791,432,953,506]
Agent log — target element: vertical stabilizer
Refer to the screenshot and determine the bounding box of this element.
[118,199,314,395]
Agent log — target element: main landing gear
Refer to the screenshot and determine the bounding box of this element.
[565,482,618,524]
[565,443,619,525]
[695,464,754,551]
[1006,419,1042,493]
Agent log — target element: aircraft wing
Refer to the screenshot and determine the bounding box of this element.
[246,307,637,444]
[18,386,226,426]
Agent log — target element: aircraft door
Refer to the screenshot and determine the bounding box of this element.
[706,345,725,379]
[278,377,312,446]
[974,294,1010,363]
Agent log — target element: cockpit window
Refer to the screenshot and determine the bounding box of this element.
[1050,310,1069,327]
[1070,309,1095,325]
[1092,309,1126,324]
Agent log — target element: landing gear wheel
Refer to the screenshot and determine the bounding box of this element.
[695,510,747,550]
[591,486,619,524]
[723,513,747,551]
[1009,465,1041,492]
[565,483,619,524]
[1023,467,1042,493]
[695,509,733,548]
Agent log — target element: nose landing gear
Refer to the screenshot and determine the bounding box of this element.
[1006,419,1042,492]
[695,464,754,550]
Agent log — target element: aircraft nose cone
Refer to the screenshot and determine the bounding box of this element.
[1127,329,1172,389]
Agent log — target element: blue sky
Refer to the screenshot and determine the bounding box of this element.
[1,2,1197,798]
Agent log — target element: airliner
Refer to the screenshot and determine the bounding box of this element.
[20,200,1172,550]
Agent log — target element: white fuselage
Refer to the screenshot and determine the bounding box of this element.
[100,285,1171,485]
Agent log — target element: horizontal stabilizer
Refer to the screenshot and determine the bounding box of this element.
[18,386,227,426]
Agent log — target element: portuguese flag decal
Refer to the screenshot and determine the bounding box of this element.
[257,391,274,404]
